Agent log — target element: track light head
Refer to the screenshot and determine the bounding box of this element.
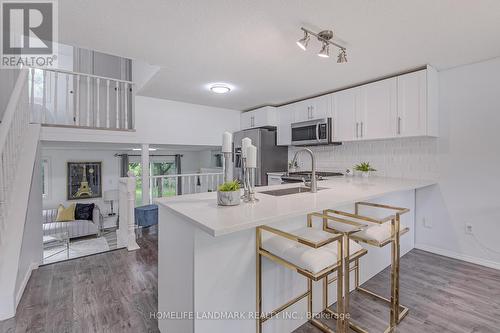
[296,32,310,51]
[318,43,330,58]
[337,49,348,63]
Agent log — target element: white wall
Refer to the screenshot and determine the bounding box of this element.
[290,57,500,270]
[415,57,500,269]
[40,96,241,146]
[15,147,43,307]
[134,96,240,146]
[42,146,221,210]
[41,148,121,212]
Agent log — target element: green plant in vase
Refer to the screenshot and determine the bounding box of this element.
[354,162,376,177]
[217,180,242,206]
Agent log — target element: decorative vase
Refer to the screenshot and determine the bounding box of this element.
[217,190,241,206]
[361,171,370,178]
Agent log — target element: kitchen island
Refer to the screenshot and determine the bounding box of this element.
[156,176,435,333]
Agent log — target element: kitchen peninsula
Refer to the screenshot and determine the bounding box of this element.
[156,176,435,333]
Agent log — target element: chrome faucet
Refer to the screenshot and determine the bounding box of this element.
[290,148,317,193]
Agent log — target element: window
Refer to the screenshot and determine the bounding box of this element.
[41,158,50,199]
[128,159,178,205]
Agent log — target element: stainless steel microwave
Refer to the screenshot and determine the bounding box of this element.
[291,117,337,146]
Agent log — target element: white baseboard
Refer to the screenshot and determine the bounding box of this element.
[415,243,500,271]
[15,262,39,308]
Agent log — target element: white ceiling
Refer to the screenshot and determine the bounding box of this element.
[59,0,500,111]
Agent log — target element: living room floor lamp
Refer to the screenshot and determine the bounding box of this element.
[104,189,119,216]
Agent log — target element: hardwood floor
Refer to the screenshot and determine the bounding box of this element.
[1,226,500,333]
[0,226,159,333]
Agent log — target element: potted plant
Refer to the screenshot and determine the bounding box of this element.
[354,162,376,177]
[288,160,298,173]
[217,180,242,206]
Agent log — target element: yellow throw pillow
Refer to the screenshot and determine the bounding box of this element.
[56,204,76,222]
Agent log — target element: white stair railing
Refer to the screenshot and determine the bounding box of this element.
[28,67,134,130]
[0,68,30,245]
[149,172,224,202]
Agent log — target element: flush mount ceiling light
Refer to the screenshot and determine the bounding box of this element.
[132,148,157,151]
[209,84,231,94]
[296,27,348,62]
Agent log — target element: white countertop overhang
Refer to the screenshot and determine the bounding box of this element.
[156,176,436,237]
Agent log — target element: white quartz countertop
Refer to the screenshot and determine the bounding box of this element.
[155,176,436,237]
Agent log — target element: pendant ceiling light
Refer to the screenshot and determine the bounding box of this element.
[296,27,348,63]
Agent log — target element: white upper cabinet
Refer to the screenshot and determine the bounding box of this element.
[332,89,357,142]
[293,95,330,122]
[274,66,438,145]
[276,103,295,146]
[356,77,398,140]
[397,67,438,137]
[240,106,277,130]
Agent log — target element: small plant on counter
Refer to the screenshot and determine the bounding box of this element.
[218,180,241,192]
[217,180,241,206]
[354,162,376,177]
[288,160,298,169]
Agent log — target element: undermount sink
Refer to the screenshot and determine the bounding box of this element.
[259,186,326,197]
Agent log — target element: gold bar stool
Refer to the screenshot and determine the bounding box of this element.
[322,202,411,333]
[256,213,366,333]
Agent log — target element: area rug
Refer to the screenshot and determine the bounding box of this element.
[43,236,110,264]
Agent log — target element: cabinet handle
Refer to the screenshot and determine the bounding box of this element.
[361,121,364,138]
[397,117,402,135]
[356,122,359,138]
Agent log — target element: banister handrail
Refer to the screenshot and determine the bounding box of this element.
[0,68,28,153]
[28,66,134,85]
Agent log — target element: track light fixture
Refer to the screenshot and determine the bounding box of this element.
[337,48,348,63]
[296,27,348,62]
[296,31,310,51]
[318,42,330,58]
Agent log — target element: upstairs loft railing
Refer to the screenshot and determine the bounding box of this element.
[147,172,224,203]
[28,67,135,131]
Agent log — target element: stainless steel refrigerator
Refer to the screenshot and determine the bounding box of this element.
[233,128,288,186]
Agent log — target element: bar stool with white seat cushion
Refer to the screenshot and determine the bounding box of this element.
[257,216,368,333]
[322,203,411,333]
[262,227,364,274]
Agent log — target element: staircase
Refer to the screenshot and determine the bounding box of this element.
[0,68,41,320]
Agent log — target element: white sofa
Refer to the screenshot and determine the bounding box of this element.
[42,205,103,239]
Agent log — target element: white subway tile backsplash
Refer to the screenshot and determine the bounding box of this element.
[288,137,439,180]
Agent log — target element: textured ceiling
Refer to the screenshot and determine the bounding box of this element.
[59,0,500,110]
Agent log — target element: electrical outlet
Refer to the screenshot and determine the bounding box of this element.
[422,217,432,229]
[465,223,473,235]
